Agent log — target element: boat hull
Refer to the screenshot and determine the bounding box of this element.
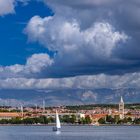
[52,127,60,132]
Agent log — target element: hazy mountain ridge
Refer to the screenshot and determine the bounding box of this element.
[0,88,139,106]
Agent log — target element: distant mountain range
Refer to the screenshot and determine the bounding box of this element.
[0,88,139,106]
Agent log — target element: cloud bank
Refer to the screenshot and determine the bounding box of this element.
[24,0,140,78]
[0,72,140,90]
[1,0,140,93]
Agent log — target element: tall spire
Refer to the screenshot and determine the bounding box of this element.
[20,105,24,118]
[42,100,45,113]
[120,96,124,103]
[119,96,124,119]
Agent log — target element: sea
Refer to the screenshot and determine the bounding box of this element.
[0,125,139,140]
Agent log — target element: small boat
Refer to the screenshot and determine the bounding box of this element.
[52,110,61,132]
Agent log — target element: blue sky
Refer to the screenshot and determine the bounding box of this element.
[0,0,140,92]
[0,1,52,66]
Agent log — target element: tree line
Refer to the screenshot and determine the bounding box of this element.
[98,115,140,125]
[0,115,92,125]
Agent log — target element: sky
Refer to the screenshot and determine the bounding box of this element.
[0,0,140,91]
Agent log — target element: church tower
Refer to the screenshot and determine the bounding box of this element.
[119,96,124,119]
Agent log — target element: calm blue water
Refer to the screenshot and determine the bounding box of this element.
[0,126,139,140]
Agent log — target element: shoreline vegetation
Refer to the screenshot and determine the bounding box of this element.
[0,124,139,126]
[0,115,139,125]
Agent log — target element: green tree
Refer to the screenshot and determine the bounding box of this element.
[133,118,140,124]
[62,115,70,123]
[69,115,76,124]
[98,118,106,124]
[127,117,132,123]
[106,115,116,124]
[80,117,86,124]
[48,117,55,123]
[114,115,120,124]
[85,116,92,124]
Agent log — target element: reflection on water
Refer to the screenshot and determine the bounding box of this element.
[0,125,139,140]
[55,130,61,135]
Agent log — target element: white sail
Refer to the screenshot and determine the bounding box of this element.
[20,105,24,118]
[56,110,61,129]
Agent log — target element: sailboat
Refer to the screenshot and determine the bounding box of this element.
[52,110,61,132]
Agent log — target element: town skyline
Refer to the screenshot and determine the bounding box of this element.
[0,96,139,125]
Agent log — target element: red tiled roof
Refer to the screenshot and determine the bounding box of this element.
[91,114,107,119]
[0,113,20,117]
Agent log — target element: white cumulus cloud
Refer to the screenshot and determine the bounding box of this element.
[0,0,15,16]
[0,53,53,78]
[0,0,30,16]
[25,15,127,77]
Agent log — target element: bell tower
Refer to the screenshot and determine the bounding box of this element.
[119,96,124,119]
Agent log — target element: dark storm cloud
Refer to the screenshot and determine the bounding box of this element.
[22,0,140,78]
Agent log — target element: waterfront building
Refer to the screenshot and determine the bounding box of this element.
[0,113,20,120]
[90,114,107,123]
[43,112,85,120]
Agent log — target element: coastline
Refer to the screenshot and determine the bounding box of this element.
[0,124,139,126]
